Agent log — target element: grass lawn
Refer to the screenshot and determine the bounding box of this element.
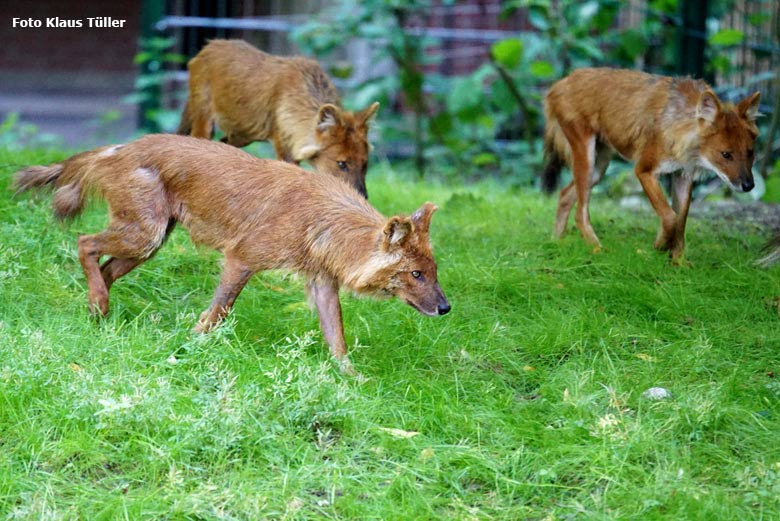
[2,146,780,519]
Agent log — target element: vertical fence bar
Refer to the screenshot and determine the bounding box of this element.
[677,0,709,80]
[138,0,166,131]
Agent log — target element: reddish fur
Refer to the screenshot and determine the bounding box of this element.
[179,39,379,198]
[543,67,760,260]
[14,134,449,374]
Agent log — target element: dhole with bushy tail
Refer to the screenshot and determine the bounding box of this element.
[14,134,449,374]
[542,67,760,260]
[178,39,379,198]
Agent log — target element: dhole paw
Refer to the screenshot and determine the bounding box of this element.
[194,310,218,333]
[654,229,677,251]
[87,291,109,317]
[670,253,691,267]
[337,357,359,377]
[653,239,673,251]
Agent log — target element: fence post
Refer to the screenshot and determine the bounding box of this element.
[138,0,166,131]
[676,0,709,81]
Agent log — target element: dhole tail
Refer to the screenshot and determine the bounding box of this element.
[13,151,96,220]
[177,101,192,135]
[541,137,564,194]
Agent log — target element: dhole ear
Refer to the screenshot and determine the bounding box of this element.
[411,201,438,234]
[383,216,412,249]
[360,101,380,125]
[316,104,343,132]
[696,90,721,123]
[737,91,761,121]
[298,143,321,160]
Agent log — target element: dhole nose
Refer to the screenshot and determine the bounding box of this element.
[742,178,755,192]
[438,302,451,315]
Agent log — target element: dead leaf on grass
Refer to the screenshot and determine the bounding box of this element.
[378,427,421,438]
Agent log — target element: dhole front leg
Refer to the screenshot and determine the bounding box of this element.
[635,164,677,253]
[305,276,355,375]
[195,256,254,333]
[669,171,694,260]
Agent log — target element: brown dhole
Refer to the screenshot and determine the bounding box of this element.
[542,67,760,260]
[14,134,450,374]
[178,39,379,198]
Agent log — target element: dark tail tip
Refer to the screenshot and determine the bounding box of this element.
[176,102,192,135]
[541,146,564,194]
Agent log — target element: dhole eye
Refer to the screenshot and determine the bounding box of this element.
[721,151,733,161]
[337,161,348,171]
[411,270,422,279]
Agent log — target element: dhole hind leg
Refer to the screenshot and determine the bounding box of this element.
[100,220,174,290]
[305,276,355,375]
[78,224,167,316]
[101,257,145,291]
[194,255,254,333]
[554,181,577,238]
[554,140,610,243]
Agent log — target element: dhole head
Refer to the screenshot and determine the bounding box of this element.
[299,101,380,198]
[696,90,760,193]
[378,202,450,317]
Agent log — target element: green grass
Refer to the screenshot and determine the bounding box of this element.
[2,147,780,519]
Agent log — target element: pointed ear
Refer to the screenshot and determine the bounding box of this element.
[411,202,438,234]
[737,91,761,121]
[383,216,412,249]
[359,101,380,125]
[696,90,721,123]
[297,143,321,160]
[316,104,343,132]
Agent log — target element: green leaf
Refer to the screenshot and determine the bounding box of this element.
[490,78,515,108]
[471,152,498,166]
[709,55,732,74]
[429,111,453,138]
[709,29,744,46]
[528,7,550,31]
[615,29,647,61]
[763,173,780,203]
[529,60,555,78]
[748,13,771,26]
[447,76,483,116]
[491,38,523,69]
[578,1,599,21]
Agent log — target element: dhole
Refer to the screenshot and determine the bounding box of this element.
[542,67,760,260]
[178,39,379,198]
[14,135,449,374]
